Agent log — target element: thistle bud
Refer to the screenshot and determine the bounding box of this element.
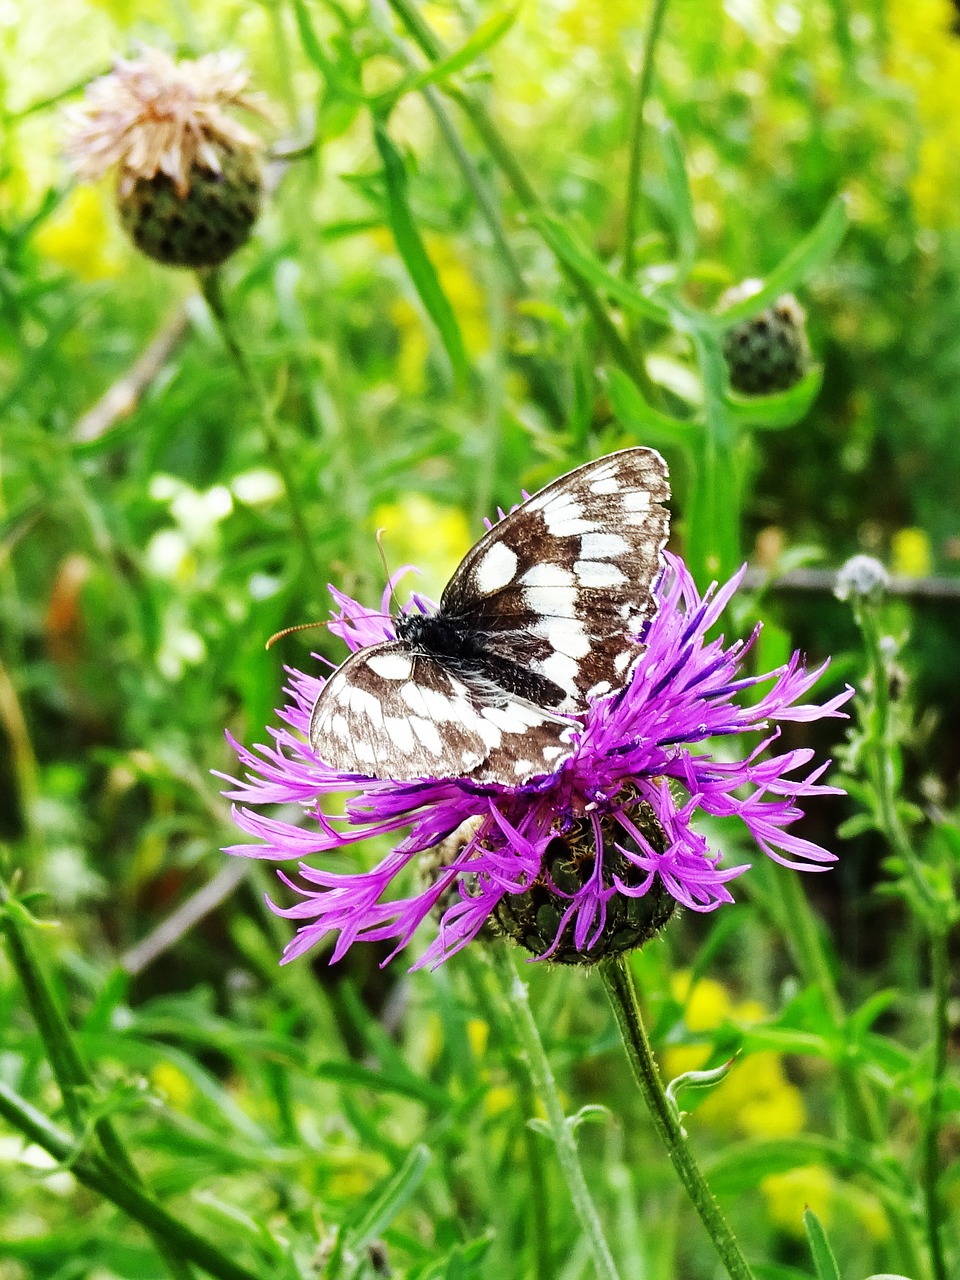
[720,279,811,396]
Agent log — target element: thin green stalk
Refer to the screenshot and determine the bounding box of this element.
[383,0,651,393]
[851,597,948,1280]
[769,869,926,1278]
[0,1082,261,1280]
[488,946,620,1280]
[859,606,937,910]
[467,951,553,1280]
[0,883,194,1280]
[197,269,323,586]
[600,955,755,1280]
[774,868,881,1136]
[922,924,950,1280]
[622,0,671,282]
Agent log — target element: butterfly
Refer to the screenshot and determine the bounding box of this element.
[309,447,670,786]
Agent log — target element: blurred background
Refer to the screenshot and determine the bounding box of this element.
[1,1,958,1277]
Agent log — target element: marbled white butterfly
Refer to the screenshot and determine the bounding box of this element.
[309,448,670,785]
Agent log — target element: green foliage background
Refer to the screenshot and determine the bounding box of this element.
[1,1,958,1278]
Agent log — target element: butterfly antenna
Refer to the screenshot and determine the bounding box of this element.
[375,527,395,607]
[264,620,331,651]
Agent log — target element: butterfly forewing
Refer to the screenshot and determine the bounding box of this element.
[440,449,670,705]
[309,447,670,785]
[309,642,577,783]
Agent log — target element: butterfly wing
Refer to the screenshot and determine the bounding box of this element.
[309,641,577,784]
[440,448,670,706]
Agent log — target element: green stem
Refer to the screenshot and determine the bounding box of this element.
[384,0,651,393]
[849,597,946,1280]
[769,869,926,1277]
[857,603,934,909]
[197,269,323,586]
[0,883,194,1280]
[622,0,671,282]
[467,952,553,1280]
[0,1082,261,1280]
[489,946,620,1280]
[775,868,881,1136]
[600,955,755,1280]
[923,924,950,1280]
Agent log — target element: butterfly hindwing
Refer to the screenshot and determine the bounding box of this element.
[309,642,576,783]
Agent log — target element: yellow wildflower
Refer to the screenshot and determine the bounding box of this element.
[761,1164,834,1235]
[761,1164,890,1242]
[385,232,490,390]
[891,527,933,578]
[373,493,473,602]
[887,0,960,226]
[664,972,806,1139]
[150,1060,195,1109]
[34,186,123,280]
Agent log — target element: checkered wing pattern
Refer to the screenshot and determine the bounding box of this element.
[309,448,670,784]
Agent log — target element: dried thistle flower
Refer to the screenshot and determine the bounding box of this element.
[66,48,265,269]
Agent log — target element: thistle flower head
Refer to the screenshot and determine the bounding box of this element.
[66,48,265,268]
[67,47,264,198]
[223,547,852,970]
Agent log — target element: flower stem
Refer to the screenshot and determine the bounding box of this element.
[0,881,194,1280]
[767,869,927,1279]
[466,951,553,1280]
[923,923,950,1280]
[197,268,323,586]
[622,0,671,282]
[854,598,949,1280]
[488,946,621,1280]
[774,867,881,1134]
[600,955,755,1280]
[0,1081,261,1280]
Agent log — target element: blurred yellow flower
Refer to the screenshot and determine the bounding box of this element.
[327,1166,376,1200]
[761,1164,834,1235]
[761,1163,890,1242]
[888,0,960,226]
[374,492,473,602]
[386,233,490,390]
[891,527,933,578]
[467,1017,489,1060]
[150,1060,195,1109]
[664,972,806,1138]
[484,1085,515,1118]
[34,186,123,280]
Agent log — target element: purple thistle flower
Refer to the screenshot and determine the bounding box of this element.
[222,553,852,969]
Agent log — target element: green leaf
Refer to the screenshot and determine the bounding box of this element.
[705,1136,900,1198]
[314,1059,452,1107]
[658,120,697,282]
[716,196,848,327]
[292,0,363,100]
[530,213,671,323]
[384,7,519,102]
[723,367,823,429]
[342,1144,431,1259]
[803,1209,841,1280]
[373,123,470,387]
[666,1057,737,1114]
[605,366,701,447]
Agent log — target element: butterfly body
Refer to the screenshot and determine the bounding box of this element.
[393,611,569,710]
[309,448,670,785]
